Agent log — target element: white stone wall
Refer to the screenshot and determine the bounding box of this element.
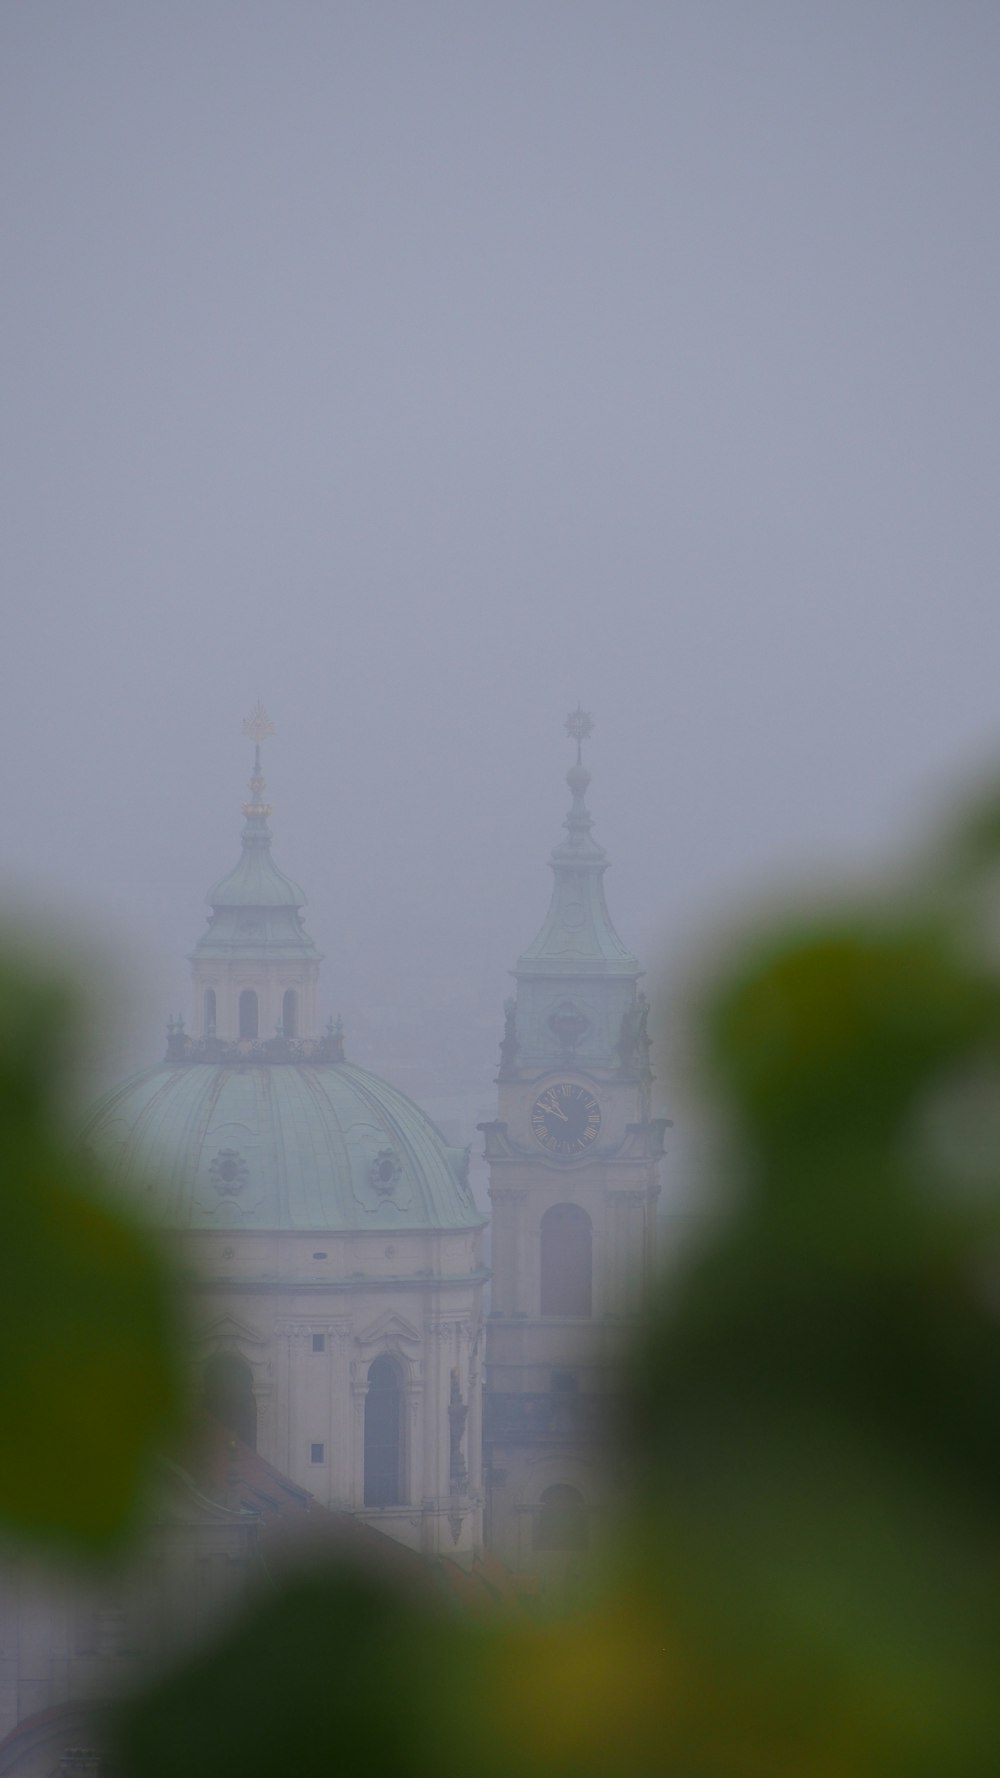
[183,1222,486,1558]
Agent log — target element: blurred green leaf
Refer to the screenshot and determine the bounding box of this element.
[0,946,181,1553]
[110,1558,679,1778]
[703,917,997,1161]
[625,882,1000,1777]
[110,1564,465,1778]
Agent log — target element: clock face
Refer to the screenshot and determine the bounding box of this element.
[530,1082,602,1156]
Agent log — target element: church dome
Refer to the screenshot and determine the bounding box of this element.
[84,709,482,1238]
[82,1059,482,1234]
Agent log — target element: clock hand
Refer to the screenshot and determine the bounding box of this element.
[539,1094,569,1120]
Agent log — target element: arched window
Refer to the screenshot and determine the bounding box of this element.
[203,987,216,1036]
[239,989,259,1040]
[282,988,298,1038]
[540,1203,592,1317]
[364,1355,403,1507]
[202,1352,257,1450]
[534,1483,588,1551]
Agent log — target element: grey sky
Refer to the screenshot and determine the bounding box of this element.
[3,3,999,1088]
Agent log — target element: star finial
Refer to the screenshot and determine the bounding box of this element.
[566,705,593,765]
[242,702,276,746]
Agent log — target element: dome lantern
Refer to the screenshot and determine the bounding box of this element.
[189,705,322,1045]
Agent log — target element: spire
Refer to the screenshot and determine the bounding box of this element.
[192,706,321,957]
[561,705,600,857]
[185,708,324,1050]
[515,711,639,979]
[240,700,275,836]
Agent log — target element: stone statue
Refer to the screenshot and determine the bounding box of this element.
[618,993,652,1074]
[617,1003,640,1071]
[498,997,518,1076]
[448,1369,468,1493]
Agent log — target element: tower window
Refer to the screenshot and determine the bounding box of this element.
[364,1355,403,1507]
[203,987,216,1036]
[202,1352,257,1450]
[311,1333,326,1353]
[310,1443,325,1465]
[540,1203,593,1317]
[551,1369,578,1394]
[534,1483,588,1552]
[282,988,298,1038]
[239,988,259,1039]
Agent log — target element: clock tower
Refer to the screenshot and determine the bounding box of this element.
[482,712,666,1578]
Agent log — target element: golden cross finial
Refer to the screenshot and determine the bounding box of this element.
[242,702,276,746]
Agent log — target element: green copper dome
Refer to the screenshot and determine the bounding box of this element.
[86,711,482,1237]
[82,1061,483,1234]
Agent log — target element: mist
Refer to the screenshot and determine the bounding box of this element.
[5,12,1000,1775]
[4,2,1000,1112]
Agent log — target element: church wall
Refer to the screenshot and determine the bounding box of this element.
[485,1107,661,1572]
[183,1224,485,1557]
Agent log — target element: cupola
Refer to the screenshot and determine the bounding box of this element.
[189,704,322,1044]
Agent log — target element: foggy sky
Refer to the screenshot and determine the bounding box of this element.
[4,4,1000,1089]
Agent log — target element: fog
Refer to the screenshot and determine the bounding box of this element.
[4,3,999,1109]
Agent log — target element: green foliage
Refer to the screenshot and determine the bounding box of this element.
[706,915,995,1161]
[0,949,181,1554]
[623,837,1000,1774]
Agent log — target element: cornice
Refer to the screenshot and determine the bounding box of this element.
[185,1267,491,1293]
